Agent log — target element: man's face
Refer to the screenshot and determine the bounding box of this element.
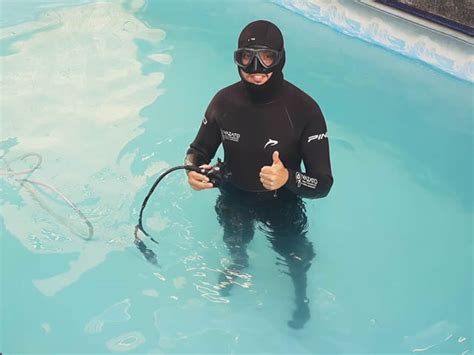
[240,69,273,85]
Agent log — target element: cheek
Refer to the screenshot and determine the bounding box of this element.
[239,69,249,79]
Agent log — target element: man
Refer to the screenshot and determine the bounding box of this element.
[185,20,333,329]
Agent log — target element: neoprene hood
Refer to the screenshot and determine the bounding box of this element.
[237,20,286,103]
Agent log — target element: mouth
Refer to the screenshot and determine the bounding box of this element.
[250,74,268,82]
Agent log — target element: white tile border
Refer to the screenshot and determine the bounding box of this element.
[272,0,474,82]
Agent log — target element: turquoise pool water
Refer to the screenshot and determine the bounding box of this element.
[1,0,472,354]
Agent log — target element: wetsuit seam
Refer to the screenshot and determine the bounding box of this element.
[283,103,294,130]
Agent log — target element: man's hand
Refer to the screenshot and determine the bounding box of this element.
[187,164,214,191]
[259,151,289,191]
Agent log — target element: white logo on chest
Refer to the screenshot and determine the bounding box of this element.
[264,139,279,149]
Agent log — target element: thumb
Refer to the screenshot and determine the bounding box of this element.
[272,151,282,166]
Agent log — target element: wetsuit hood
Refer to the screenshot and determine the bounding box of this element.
[237,20,286,104]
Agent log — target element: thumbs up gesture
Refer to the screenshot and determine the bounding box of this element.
[259,151,289,191]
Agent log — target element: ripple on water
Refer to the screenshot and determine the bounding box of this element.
[106,331,145,352]
[142,289,160,298]
[84,298,131,334]
[403,320,459,352]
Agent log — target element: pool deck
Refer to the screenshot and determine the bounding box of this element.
[358,0,474,46]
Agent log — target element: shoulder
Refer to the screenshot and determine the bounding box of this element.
[283,81,325,125]
[211,81,243,105]
[284,81,322,112]
[204,81,242,120]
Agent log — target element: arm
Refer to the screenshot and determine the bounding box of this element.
[185,96,222,190]
[185,96,222,167]
[285,104,333,199]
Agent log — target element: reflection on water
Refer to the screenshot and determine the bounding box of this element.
[403,320,468,353]
[84,298,132,334]
[105,330,146,352]
[0,0,170,295]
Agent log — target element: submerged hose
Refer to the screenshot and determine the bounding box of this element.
[1,153,94,240]
[0,153,42,176]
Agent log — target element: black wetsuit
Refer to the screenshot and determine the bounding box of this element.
[186,79,333,197]
[185,20,333,329]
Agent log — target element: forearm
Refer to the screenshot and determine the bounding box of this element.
[284,168,333,199]
[184,147,210,167]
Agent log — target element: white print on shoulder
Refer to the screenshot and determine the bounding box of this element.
[264,138,279,149]
[221,129,240,142]
[202,116,208,125]
[295,172,318,189]
[308,132,328,143]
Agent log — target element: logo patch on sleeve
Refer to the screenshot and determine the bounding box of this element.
[308,132,328,143]
[295,172,318,189]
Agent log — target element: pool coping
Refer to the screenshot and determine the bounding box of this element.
[358,0,474,46]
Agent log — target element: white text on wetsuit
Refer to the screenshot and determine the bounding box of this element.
[308,132,328,143]
[295,172,318,189]
[221,129,240,142]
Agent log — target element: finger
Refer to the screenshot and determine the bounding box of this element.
[188,171,209,182]
[260,175,274,187]
[261,180,273,190]
[272,151,281,166]
[259,172,275,182]
[190,180,212,190]
[188,173,212,190]
[190,179,213,190]
[260,166,273,174]
[200,182,214,189]
[200,181,214,189]
[191,164,212,175]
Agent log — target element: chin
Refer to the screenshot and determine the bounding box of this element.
[252,80,268,85]
[240,69,272,85]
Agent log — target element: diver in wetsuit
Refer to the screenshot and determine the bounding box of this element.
[185,20,333,329]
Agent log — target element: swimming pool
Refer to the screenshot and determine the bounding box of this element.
[1,0,472,353]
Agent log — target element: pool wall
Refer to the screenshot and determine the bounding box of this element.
[271,0,474,83]
[375,0,474,36]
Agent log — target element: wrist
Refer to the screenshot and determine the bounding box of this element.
[283,168,295,189]
[277,168,289,189]
[283,168,289,185]
[184,155,196,176]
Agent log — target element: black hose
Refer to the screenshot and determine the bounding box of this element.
[136,165,203,239]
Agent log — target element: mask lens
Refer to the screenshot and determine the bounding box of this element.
[241,49,253,66]
[234,48,281,71]
[258,50,277,67]
[235,49,254,67]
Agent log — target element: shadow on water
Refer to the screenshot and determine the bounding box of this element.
[133,224,160,267]
[134,237,159,266]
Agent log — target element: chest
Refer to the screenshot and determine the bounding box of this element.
[217,102,300,153]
